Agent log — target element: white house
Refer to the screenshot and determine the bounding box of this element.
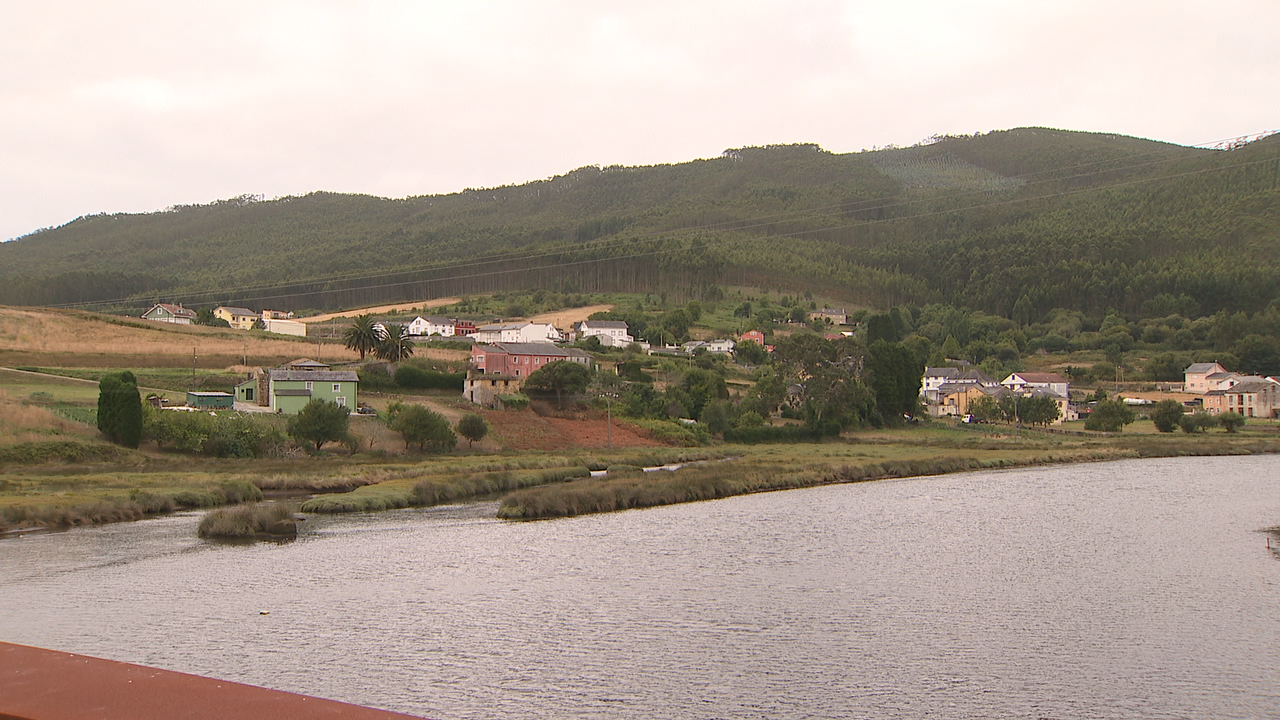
[1001,372,1069,398]
[263,318,307,337]
[921,367,997,395]
[999,372,1075,424]
[682,338,736,355]
[472,322,562,344]
[408,316,457,337]
[574,320,633,347]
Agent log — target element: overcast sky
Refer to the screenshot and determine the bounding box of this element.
[2,0,1277,242]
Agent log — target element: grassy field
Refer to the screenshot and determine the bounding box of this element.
[0,305,356,369]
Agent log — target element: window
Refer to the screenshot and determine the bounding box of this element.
[305,381,312,390]
[333,384,341,392]
[336,397,346,407]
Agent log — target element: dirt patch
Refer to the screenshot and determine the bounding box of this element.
[525,304,615,328]
[480,408,660,451]
[299,298,460,323]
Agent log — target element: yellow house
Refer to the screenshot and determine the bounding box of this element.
[214,306,259,330]
[931,384,993,417]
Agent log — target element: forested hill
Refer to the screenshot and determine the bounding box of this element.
[2,127,1277,320]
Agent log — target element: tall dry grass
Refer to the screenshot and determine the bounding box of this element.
[198,503,297,539]
[0,306,357,363]
[0,390,88,444]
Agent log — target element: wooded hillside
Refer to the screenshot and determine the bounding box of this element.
[2,127,1276,319]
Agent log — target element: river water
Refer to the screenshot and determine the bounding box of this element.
[2,455,1279,719]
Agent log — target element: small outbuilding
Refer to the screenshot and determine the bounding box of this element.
[186,391,235,409]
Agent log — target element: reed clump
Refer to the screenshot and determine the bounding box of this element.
[299,483,416,513]
[300,465,594,513]
[497,462,807,519]
[411,466,591,506]
[605,464,642,474]
[198,503,297,539]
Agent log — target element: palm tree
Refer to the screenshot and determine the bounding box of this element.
[375,323,415,363]
[343,314,381,361]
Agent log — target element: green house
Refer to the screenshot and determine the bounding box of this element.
[264,368,359,414]
[186,391,234,409]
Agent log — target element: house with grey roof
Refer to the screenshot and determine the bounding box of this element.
[471,322,562,344]
[921,367,997,395]
[235,359,358,414]
[1202,378,1280,417]
[1184,362,1228,394]
[574,320,634,346]
[407,316,458,337]
[214,306,260,330]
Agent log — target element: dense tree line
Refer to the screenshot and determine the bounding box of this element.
[2,130,1274,323]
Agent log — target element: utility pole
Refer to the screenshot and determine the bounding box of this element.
[190,346,197,392]
[605,394,612,449]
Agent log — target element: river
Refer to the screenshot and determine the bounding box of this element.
[2,455,1279,719]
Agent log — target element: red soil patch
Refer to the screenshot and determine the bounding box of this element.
[480,408,661,451]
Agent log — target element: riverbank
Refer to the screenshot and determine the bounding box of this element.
[0,448,725,533]
[2,423,1277,532]
[496,435,1280,519]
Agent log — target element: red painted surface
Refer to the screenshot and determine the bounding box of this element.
[0,642,428,720]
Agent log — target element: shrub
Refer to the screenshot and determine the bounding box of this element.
[358,364,395,390]
[387,403,456,452]
[1218,411,1246,433]
[394,365,466,390]
[287,399,351,452]
[723,425,820,444]
[143,407,284,458]
[626,419,709,446]
[1150,399,1185,433]
[456,413,489,447]
[1084,399,1135,432]
[97,371,142,448]
[1179,412,1218,433]
[496,393,530,410]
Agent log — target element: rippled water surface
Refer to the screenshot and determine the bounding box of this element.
[3,455,1279,719]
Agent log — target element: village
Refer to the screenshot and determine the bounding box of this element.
[138,302,1280,424]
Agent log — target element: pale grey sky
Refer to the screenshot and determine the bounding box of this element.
[2,0,1276,242]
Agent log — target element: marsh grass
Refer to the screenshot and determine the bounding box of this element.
[0,439,133,464]
[494,440,1273,520]
[0,477,262,532]
[198,503,297,539]
[299,465,593,513]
